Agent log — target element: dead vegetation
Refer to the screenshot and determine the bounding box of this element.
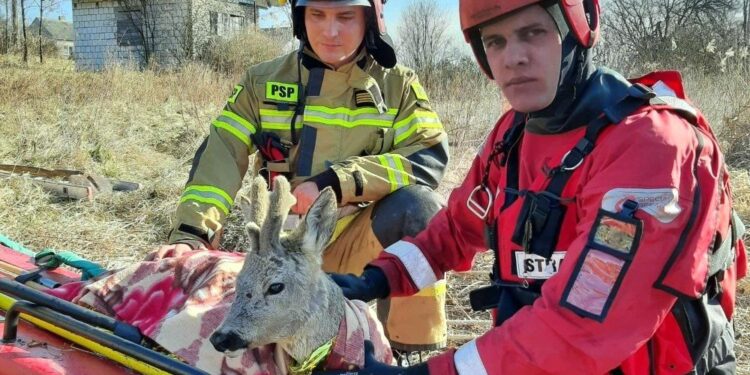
[0,50,748,371]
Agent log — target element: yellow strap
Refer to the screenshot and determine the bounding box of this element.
[0,293,170,375]
[288,337,335,375]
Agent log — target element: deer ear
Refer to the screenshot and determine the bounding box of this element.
[300,187,338,255]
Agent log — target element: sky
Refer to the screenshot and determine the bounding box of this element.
[29,0,461,32]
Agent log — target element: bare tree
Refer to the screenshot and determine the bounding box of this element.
[20,0,25,63]
[396,0,456,88]
[603,0,736,68]
[10,0,16,46]
[743,0,750,43]
[1,0,8,53]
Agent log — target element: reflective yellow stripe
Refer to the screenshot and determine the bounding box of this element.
[221,110,256,133]
[259,107,399,130]
[303,115,393,128]
[393,110,442,145]
[180,185,233,215]
[212,120,250,146]
[305,106,398,116]
[378,155,398,192]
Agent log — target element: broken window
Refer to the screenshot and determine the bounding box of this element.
[116,7,143,47]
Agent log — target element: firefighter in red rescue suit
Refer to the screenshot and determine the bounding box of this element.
[148,0,450,355]
[319,0,748,374]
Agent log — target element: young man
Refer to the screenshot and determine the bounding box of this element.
[322,0,747,374]
[149,0,450,354]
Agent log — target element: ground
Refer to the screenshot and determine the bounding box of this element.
[0,55,748,372]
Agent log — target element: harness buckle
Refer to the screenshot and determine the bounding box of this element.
[467,184,494,220]
[560,149,584,171]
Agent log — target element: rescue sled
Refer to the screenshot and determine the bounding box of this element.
[0,242,207,375]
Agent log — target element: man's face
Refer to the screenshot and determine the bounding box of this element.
[305,4,367,68]
[480,5,562,113]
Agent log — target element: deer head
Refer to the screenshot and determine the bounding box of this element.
[210,176,342,360]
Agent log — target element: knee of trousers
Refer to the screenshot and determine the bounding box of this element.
[370,185,443,248]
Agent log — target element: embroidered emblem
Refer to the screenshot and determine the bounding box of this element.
[228,84,243,104]
[354,89,375,107]
[266,81,299,103]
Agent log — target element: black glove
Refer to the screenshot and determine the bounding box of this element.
[328,266,390,302]
[312,340,429,375]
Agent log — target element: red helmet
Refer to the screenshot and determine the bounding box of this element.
[460,0,600,78]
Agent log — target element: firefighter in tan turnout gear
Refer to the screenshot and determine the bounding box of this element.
[148,0,450,354]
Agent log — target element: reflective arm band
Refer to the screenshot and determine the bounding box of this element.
[179,185,234,215]
[377,155,412,192]
[212,110,256,146]
[393,110,443,145]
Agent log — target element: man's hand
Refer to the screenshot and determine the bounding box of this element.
[144,243,204,261]
[292,181,321,214]
[329,267,390,302]
[312,341,428,375]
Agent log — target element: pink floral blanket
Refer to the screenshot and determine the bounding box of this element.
[48,250,391,374]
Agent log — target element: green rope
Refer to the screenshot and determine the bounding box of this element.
[0,234,106,281]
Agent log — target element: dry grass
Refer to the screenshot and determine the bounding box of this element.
[0,53,748,370]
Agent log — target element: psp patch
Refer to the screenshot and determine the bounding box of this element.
[266,81,299,103]
[561,203,642,321]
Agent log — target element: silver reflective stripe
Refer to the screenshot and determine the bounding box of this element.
[216,115,254,138]
[384,240,437,290]
[455,339,489,375]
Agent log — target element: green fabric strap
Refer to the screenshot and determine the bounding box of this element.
[0,234,36,256]
[35,249,106,281]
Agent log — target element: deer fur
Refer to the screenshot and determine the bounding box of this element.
[210,176,346,364]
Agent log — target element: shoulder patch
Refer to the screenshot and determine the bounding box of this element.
[266,81,299,103]
[411,80,429,102]
[602,188,681,224]
[228,84,244,104]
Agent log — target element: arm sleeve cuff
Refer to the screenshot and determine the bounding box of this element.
[308,168,342,203]
[370,254,420,297]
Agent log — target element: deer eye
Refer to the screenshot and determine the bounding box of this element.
[245,292,252,299]
[267,283,285,295]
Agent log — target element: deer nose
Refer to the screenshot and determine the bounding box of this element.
[210,329,247,352]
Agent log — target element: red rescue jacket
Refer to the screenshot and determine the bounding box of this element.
[371,71,747,375]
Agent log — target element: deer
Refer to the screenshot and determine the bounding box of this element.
[209,175,366,368]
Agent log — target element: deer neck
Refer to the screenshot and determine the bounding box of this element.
[282,276,346,364]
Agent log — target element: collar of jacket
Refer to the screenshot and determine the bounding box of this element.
[301,47,369,73]
[300,48,388,113]
[525,67,634,135]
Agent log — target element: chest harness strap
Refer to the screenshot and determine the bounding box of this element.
[468,84,655,326]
